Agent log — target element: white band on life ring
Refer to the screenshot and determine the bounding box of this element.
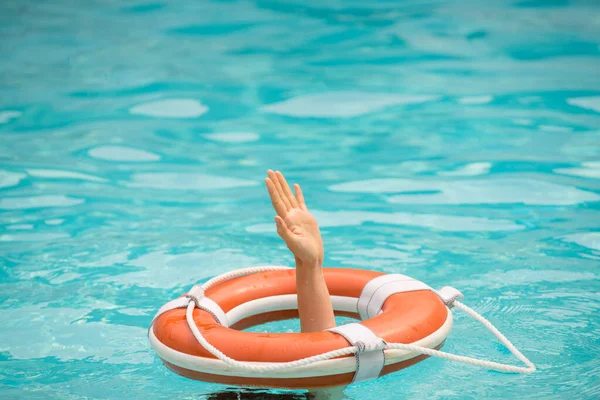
[328,323,386,383]
[436,286,464,307]
[151,297,190,326]
[357,274,432,320]
[150,285,229,328]
[195,296,229,327]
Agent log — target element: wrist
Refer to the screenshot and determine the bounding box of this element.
[295,256,322,271]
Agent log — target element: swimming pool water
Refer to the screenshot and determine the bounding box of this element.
[1,0,599,399]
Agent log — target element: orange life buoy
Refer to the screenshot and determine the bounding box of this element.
[149,268,452,389]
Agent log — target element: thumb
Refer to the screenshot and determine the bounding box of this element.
[274,216,293,241]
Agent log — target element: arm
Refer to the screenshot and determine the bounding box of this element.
[265,170,336,332]
[296,258,335,332]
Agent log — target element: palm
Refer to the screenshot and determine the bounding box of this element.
[265,170,324,264]
[284,208,324,263]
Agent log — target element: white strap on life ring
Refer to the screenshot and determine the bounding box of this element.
[357,274,432,319]
[150,285,229,327]
[328,323,386,383]
[151,297,190,326]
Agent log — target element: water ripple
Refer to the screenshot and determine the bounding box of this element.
[457,96,493,105]
[567,96,600,113]
[123,172,258,190]
[129,98,208,118]
[27,168,107,182]
[246,209,523,232]
[554,161,600,179]
[262,92,439,118]
[330,178,600,205]
[204,132,260,143]
[0,110,21,124]
[0,170,26,188]
[458,269,597,289]
[100,249,258,288]
[0,306,151,364]
[561,232,600,251]
[437,162,492,177]
[0,233,70,242]
[88,146,161,162]
[0,195,84,210]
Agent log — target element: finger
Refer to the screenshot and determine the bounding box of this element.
[268,170,292,211]
[294,184,308,211]
[265,178,287,218]
[274,216,293,241]
[275,171,298,209]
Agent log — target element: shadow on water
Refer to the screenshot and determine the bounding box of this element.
[201,387,351,399]
[201,388,309,399]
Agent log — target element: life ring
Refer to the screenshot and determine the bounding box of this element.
[149,267,456,389]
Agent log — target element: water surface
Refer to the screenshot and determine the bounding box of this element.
[1,0,599,399]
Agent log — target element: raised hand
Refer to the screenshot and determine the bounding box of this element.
[265,170,335,333]
[264,170,324,266]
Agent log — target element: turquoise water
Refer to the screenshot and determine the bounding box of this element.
[1,0,599,398]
